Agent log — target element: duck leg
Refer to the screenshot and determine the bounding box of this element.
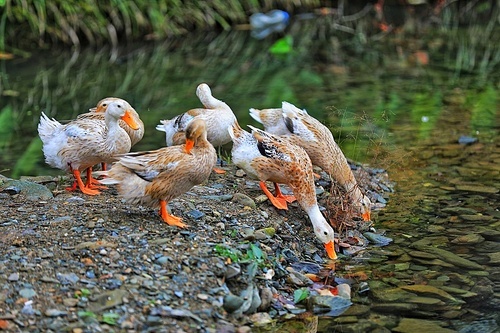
[85,168,107,190]
[259,181,289,210]
[68,169,100,195]
[159,200,187,228]
[274,183,296,203]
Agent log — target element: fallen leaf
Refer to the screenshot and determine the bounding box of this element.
[304,273,322,282]
[0,319,9,329]
[344,271,369,281]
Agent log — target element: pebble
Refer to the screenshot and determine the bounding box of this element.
[392,318,456,333]
[44,309,68,317]
[451,233,485,244]
[232,193,256,208]
[19,288,37,299]
[8,272,19,281]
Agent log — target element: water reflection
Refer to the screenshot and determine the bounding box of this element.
[1,29,499,332]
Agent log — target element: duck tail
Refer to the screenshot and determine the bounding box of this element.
[37,112,62,142]
[248,108,263,124]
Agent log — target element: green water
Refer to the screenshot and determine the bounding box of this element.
[1,27,499,332]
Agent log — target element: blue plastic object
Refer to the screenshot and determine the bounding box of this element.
[250,10,290,39]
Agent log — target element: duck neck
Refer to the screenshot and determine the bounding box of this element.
[104,114,122,141]
[305,204,327,228]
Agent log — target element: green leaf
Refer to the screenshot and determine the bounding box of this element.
[101,312,120,325]
[294,288,309,304]
[249,243,263,260]
[77,311,97,318]
[214,244,241,262]
[269,35,293,55]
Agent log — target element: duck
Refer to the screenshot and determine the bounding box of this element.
[249,101,371,221]
[78,97,144,170]
[84,97,144,146]
[156,83,236,148]
[98,118,217,228]
[228,121,337,259]
[38,100,140,195]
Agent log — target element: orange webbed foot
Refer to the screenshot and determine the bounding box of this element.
[259,181,288,210]
[274,183,296,203]
[159,200,188,228]
[85,168,107,190]
[212,167,226,174]
[71,169,100,195]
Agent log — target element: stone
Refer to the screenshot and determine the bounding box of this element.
[1,179,54,200]
[370,287,414,303]
[408,251,439,259]
[371,303,418,313]
[393,318,456,333]
[89,289,128,312]
[451,233,485,244]
[486,252,500,265]
[232,193,256,208]
[410,245,484,270]
[399,285,464,304]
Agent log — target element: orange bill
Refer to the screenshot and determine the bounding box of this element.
[324,240,337,260]
[120,110,140,130]
[362,211,371,221]
[184,139,195,154]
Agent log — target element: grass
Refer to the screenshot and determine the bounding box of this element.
[0,0,321,49]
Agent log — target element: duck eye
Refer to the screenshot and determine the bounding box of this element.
[323,231,328,236]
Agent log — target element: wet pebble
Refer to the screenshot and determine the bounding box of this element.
[232,193,256,208]
[225,264,241,279]
[45,309,68,317]
[451,233,485,244]
[56,272,80,285]
[8,272,19,281]
[187,209,205,219]
[19,288,36,299]
[223,294,245,313]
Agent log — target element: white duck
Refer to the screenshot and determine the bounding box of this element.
[38,100,139,195]
[250,101,371,221]
[156,83,236,148]
[228,121,337,259]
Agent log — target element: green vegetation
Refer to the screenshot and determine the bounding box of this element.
[0,0,320,49]
[0,1,498,178]
[214,243,267,267]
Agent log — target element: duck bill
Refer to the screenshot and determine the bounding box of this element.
[120,110,140,130]
[324,241,337,260]
[89,106,98,112]
[362,211,371,222]
[184,139,195,154]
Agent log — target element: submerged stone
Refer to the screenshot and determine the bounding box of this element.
[399,285,463,304]
[410,245,484,270]
[393,318,455,333]
[450,233,485,244]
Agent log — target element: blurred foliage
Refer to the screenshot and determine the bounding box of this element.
[0,0,320,49]
[0,1,498,178]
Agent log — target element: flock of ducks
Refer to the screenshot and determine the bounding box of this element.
[37,83,372,260]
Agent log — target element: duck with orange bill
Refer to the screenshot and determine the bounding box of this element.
[78,97,144,171]
[228,121,337,260]
[37,100,140,195]
[250,101,371,221]
[98,118,217,228]
[156,83,236,173]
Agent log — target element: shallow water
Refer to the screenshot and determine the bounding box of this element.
[1,28,499,332]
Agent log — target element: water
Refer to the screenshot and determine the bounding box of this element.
[1,27,499,332]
